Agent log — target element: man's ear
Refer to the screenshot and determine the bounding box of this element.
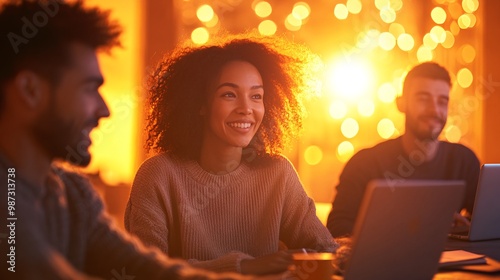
[14,71,48,109]
[396,95,406,113]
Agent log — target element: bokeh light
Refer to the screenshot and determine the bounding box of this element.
[329,100,348,120]
[358,99,375,117]
[462,0,479,13]
[458,14,472,29]
[423,33,438,49]
[337,141,355,163]
[375,0,389,10]
[397,33,415,51]
[431,7,447,24]
[341,118,359,138]
[417,45,434,62]
[293,2,310,20]
[334,3,348,20]
[346,0,362,14]
[378,83,398,103]
[304,145,323,165]
[196,4,214,22]
[389,23,405,37]
[442,31,455,49]
[258,20,277,36]
[450,21,460,35]
[254,1,272,18]
[460,44,476,64]
[285,14,302,31]
[191,27,209,45]
[379,32,396,51]
[430,25,446,43]
[377,118,396,139]
[380,7,396,23]
[457,68,473,88]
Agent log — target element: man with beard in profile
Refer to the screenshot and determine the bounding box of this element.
[0,1,281,280]
[326,62,480,238]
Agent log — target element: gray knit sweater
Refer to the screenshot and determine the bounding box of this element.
[0,153,250,280]
[125,153,338,273]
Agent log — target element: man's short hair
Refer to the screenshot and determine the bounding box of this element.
[0,0,121,112]
[402,62,451,95]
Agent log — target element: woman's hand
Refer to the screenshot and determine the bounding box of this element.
[240,251,293,275]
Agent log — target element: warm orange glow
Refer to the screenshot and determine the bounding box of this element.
[417,45,434,62]
[460,44,476,64]
[84,0,142,186]
[357,100,375,117]
[378,83,397,103]
[450,21,460,35]
[329,101,348,120]
[325,59,375,101]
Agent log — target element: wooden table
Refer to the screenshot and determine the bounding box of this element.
[434,238,500,279]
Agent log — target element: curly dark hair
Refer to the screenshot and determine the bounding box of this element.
[0,0,121,112]
[147,35,321,159]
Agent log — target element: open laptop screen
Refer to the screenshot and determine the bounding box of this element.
[343,180,465,280]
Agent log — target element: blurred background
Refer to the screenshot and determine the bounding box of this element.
[79,0,500,228]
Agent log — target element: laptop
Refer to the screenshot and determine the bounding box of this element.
[340,180,465,280]
[448,164,500,241]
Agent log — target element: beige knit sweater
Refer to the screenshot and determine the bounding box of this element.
[125,153,337,273]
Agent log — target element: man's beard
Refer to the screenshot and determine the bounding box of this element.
[32,103,92,167]
[406,115,446,141]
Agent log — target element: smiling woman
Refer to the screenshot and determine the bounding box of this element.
[124,35,341,276]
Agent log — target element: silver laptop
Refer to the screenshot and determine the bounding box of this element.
[449,164,500,241]
[341,180,465,280]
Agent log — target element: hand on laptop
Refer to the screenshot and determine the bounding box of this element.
[451,211,471,234]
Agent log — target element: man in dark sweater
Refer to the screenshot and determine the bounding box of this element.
[326,62,480,238]
[0,1,274,279]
